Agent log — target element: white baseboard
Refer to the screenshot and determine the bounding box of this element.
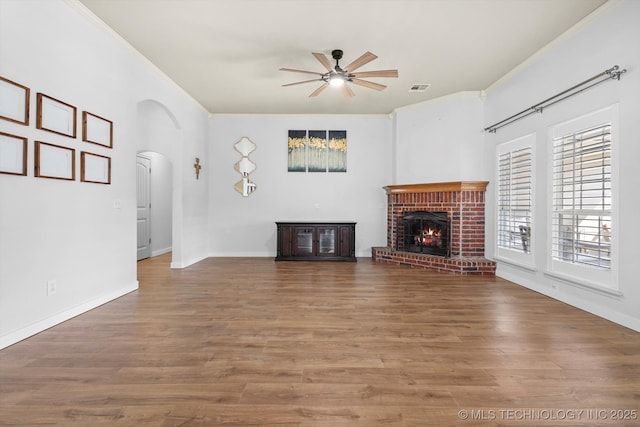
[497,268,640,333]
[170,254,208,269]
[151,246,172,257]
[208,251,272,257]
[0,282,139,350]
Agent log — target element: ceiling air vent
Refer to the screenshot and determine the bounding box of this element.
[409,84,430,92]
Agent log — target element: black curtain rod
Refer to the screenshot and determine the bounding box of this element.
[485,65,627,133]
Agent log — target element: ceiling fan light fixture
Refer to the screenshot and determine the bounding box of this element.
[329,74,345,87]
[280,49,398,98]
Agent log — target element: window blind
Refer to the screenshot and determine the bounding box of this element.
[552,123,611,269]
[498,146,533,253]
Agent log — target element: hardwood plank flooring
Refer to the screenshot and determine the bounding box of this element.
[1,254,639,426]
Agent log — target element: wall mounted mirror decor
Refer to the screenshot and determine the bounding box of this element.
[234,137,256,157]
[233,137,257,196]
[234,157,256,176]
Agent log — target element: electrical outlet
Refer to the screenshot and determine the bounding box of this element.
[47,280,57,296]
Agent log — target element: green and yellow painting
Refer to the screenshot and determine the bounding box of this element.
[287,130,307,172]
[288,129,347,172]
[328,130,347,172]
[308,130,327,172]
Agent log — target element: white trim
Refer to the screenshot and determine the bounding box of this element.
[151,246,172,257]
[0,282,138,350]
[495,133,536,265]
[550,104,615,138]
[543,270,623,298]
[208,251,272,258]
[497,268,640,333]
[170,254,208,269]
[546,104,619,290]
[494,256,538,273]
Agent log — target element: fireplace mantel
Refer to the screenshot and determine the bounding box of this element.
[384,181,489,194]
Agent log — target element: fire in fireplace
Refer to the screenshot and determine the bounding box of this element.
[399,211,451,257]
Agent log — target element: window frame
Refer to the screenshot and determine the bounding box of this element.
[547,105,619,292]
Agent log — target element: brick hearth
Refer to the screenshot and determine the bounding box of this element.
[372,181,496,275]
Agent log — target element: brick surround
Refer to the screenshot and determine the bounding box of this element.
[372,181,496,275]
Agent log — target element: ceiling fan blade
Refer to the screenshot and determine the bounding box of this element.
[279,68,324,76]
[312,52,334,72]
[309,82,329,97]
[344,51,377,73]
[282,78,323,87]
[342,84,355,98]
[351,69,398,78]
[350,78,387,91]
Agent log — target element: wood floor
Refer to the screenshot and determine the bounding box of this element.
[1,254,639,426]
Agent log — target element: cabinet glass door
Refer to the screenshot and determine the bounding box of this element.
[317,227,336,256]
[295,228,314,255]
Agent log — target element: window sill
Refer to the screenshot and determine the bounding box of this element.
[543,270,622,298]
[494,256,537,273]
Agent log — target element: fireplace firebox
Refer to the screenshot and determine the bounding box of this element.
[399,211,451,257]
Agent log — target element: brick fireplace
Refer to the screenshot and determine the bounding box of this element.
[372,181,496,275]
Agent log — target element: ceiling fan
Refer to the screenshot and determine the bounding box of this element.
[280,49,398,98]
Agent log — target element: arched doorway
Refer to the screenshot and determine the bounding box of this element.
[135,99,182,267]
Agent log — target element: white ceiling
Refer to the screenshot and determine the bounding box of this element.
[77,0,608,115]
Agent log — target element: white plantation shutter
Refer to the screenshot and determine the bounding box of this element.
[552,123,612,270]
[498,145,533,253]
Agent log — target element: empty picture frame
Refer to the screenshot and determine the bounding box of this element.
[36,93,77,138]
[83,111,113,148]
[35,141,75,180]
[0,76,30,125]
[0,132,27,176]
[80,151,111,184]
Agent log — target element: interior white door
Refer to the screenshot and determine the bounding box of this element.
[136,155,151,261]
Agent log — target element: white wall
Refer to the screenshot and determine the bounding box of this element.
[0,0,209,348]
[392,92,487,184]
[483,0,640,331]
[208,115,392,257]
[206,95,488,258]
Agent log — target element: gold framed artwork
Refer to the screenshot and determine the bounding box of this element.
[0,132,28,176]
[80,151,111,184]
[35,141,75,181]
[0,76,30,126]
[82,111,113,148]
[36,93,77,138]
